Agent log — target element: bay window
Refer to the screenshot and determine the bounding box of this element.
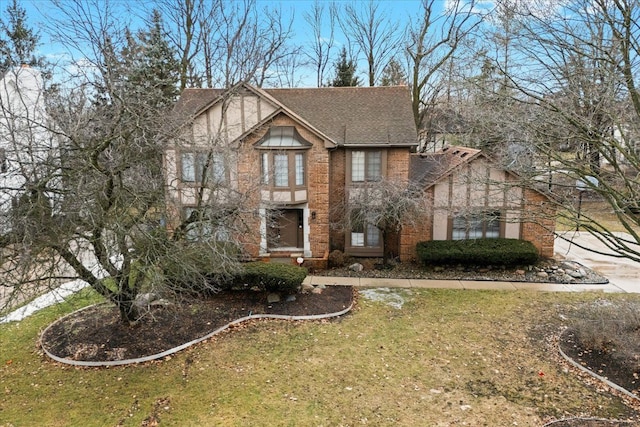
[261,151,306,188]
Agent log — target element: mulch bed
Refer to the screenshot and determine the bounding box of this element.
[559,329,640,396]
[40,286,354,363]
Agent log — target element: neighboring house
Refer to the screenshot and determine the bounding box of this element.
[165,83,555,266]
[0,66,57,235]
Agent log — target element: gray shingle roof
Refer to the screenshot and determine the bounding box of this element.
[265,86,417,147]
[172,88,225,122]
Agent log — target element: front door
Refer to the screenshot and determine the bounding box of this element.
[267,209,303,249]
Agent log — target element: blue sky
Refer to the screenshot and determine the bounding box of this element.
[17,0,471,86]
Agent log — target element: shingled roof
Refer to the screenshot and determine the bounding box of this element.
[172,84,418,148]
[410,146,481,188]
[172,88,225,122]
[264,86,417,147]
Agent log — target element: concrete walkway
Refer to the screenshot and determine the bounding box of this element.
[305,275,625,293]
[555,231,640,293]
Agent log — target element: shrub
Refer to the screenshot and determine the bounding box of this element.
[328,250,348,268]
[570,301,640,372]
[234,262,308,294]
[161,241,241,295]
[416,238,539,267]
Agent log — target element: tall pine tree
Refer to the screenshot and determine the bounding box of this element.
[329,47,360,87]
[380,57,407,86]
[0,0,46,72]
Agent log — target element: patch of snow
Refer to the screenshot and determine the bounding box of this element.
[359,287,411,309]
[0,280,89,323]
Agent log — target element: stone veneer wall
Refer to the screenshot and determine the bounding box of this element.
[237,113,331,258]
[328,148,346,252]
[399,188,433,262]
[520,189,556,258]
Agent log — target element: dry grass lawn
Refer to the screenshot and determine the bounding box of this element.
[1,288,639,426]
[557,200,640,234]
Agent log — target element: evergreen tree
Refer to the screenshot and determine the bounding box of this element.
[380,57,407,86]
[128,10,180,109]
[329,47,360,87]
[0,0,46,72]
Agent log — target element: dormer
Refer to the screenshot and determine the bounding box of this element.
[257,126,312,204]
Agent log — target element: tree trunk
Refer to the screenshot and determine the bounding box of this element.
[115,290,141,324]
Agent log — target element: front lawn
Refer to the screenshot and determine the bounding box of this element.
[1,289,638,426]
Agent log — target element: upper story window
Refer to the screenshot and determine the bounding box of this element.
[260,126,303,147]
[452,211,501,240]
[181,151,226,185]
[262,151,305,187]
[351,150,382,182]
[258,126,311,189]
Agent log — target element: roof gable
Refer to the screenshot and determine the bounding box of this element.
[410,146,482,188]
[265,86,417,147]
[173,84,418,148]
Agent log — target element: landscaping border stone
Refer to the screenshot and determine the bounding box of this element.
[40,301,354,367]
[558,328,640,402]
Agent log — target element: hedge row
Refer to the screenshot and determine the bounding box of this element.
[231,262,308,294]
[416,238,539,266]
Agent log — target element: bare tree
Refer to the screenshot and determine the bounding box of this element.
[0,0,254,323]
[155,0,206,90]
[493,0,640,261]
[339,1,401,87]
[407,0,481,134]
[154,0,297,89]
[304,0,337,88]
[333,178,429,265]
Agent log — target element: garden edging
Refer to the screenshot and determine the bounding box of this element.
[557,328,640,402]
[40,301,354,367]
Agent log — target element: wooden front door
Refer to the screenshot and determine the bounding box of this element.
[267,209,303,249]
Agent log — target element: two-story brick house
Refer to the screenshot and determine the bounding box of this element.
[165,83,555,266]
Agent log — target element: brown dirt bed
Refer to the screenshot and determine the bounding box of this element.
[40,286,354,363]
[560,329,640,396]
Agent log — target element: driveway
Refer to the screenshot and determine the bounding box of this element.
[555,231,640,293]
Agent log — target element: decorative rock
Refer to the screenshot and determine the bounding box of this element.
[515,269,525,275]
[348,263,364,272]
[301,283,314,292]
[311,287,323,294]
[317,284,326,289]
[433,266,445,272]
[285,294,296,302]
[556,268,565,275]
[135,292,158,308]
[478,268,490,273]
[267,293,281,303]
[568,270,583,279]
[537,271,549,278]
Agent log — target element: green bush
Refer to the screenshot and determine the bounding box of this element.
[234,262,308,294]
[416,238,539,267]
